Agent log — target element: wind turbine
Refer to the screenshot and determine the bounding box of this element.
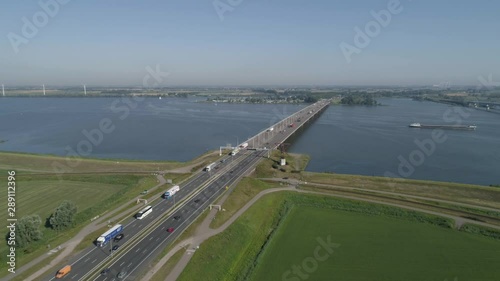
[84,84,87,96]
[2,84,4,97]
[43,84,46,96]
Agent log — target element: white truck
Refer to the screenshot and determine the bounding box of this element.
[239,142,249,149]
[204,162,217,171]
[231,148,240,156]
[163,185,180,198]
[96,224,123,247]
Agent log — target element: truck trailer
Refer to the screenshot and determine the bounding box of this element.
[239,142,249,149]
[96,224,123,247]
[164,185,180,198]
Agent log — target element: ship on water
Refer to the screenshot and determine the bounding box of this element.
[409,123,477,130]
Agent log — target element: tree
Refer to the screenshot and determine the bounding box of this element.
[48,200,77,231]
[10,215,43,248]
[304,95,318,103]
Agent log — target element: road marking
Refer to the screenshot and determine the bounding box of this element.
[143,249,147,253]
[135,248,141,252]
[78,150,268,279]
[120,261,125,267]
[84,257,90,263]
[149,236,153,240]
[156,237,160,241]
[92,258,97,263]
[128,262,133,268]
[70,273,78,279]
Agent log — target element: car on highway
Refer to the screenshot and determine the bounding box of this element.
[114,234,124,241]
[101,268,110,275]
[112,245,120,251]
[167,227,175,233]
[174,215,181,220]
[194,199,201,203]
[117,271,127,279]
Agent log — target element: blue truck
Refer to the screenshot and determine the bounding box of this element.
[96,224,123,247]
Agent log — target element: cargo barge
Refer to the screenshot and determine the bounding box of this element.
[409,123,477,130]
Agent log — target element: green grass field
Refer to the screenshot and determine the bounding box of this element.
[210,177,280,228]
[0,172,157,275]
[0,179,122,223]
[178,192,500,281]
[250,206,500,281]
[177,193,289,281]
[0,173,154,223]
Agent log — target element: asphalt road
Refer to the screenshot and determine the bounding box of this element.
[40,153,247,281]
[39,100,330,281]
[95,150,267,280]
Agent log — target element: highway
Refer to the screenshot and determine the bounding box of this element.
[93,150,267,280]
[39,100,330,281]
[39,153,247,281]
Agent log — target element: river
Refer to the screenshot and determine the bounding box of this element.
[0,97,498,185]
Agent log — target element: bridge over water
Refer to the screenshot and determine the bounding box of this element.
[244,99,330,150]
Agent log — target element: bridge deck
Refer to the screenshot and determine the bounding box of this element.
[245,99,331,150]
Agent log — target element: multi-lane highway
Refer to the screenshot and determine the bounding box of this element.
[40,152,248,281]
[39,100,330,281]
[93,150,267,280]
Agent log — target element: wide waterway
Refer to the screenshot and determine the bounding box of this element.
[0,97,498,186]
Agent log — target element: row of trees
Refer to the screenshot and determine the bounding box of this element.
[7,200,77,249]
[340,94,378,105]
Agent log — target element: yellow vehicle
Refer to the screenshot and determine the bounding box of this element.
[55,265,71,278]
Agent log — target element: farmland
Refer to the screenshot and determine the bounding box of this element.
[178,192,500,281]
[251,206,500,281]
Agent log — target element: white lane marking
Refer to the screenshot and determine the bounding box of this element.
[120,261,125,267]
[128,262,133,268]
[91,258,97,264]
[135,248,141,253]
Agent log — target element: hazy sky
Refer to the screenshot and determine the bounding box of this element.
[1,0,499,87]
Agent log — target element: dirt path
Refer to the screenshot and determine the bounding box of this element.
[262,178,500,212]
[141,187,295,281]
[10,174,167,281]
[141,185,500,281]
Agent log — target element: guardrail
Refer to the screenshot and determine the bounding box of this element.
[82,153,251,280]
